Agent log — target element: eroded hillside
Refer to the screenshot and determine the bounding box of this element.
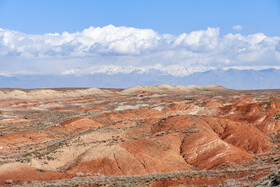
[0,85,280,186]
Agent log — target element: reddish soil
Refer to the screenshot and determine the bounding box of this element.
[0,163,74,186]
[0,86,279,186]
[48,117,102,134]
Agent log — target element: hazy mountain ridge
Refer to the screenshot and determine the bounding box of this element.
[1,68,280,89]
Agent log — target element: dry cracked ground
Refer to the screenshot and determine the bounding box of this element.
[0,84,280,186]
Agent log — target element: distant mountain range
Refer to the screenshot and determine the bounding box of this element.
[1,68,280,90]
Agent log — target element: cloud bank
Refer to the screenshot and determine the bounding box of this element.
[0,25,280,76]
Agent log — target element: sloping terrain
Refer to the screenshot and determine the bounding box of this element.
[0,85,280,186]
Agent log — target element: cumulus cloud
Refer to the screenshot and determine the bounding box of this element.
[0,25,280,76]
[232,25,243,31]
[173,27,220,52]
[0,25,160,57]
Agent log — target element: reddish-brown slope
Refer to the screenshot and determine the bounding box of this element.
[0,163,73,185]
[65,138,191,176]
[64,113,274,174]
[0,131,55,150]
[48,117,102,134]
[219,99,280,134]
[152,115,255,169]
[203,117,275,154]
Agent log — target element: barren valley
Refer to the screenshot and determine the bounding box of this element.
[0,85,280,186]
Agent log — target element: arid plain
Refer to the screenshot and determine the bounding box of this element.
[0,85,280,186]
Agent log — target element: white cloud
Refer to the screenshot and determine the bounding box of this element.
[232,25,243,31]
[173,27,219,51]
[0,25,280,76]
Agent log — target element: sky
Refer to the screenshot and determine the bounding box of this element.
[0,0,280,36]
[0,0,280,77]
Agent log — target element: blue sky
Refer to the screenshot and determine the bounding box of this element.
[0,0,279,36]
[0,0,280,77]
